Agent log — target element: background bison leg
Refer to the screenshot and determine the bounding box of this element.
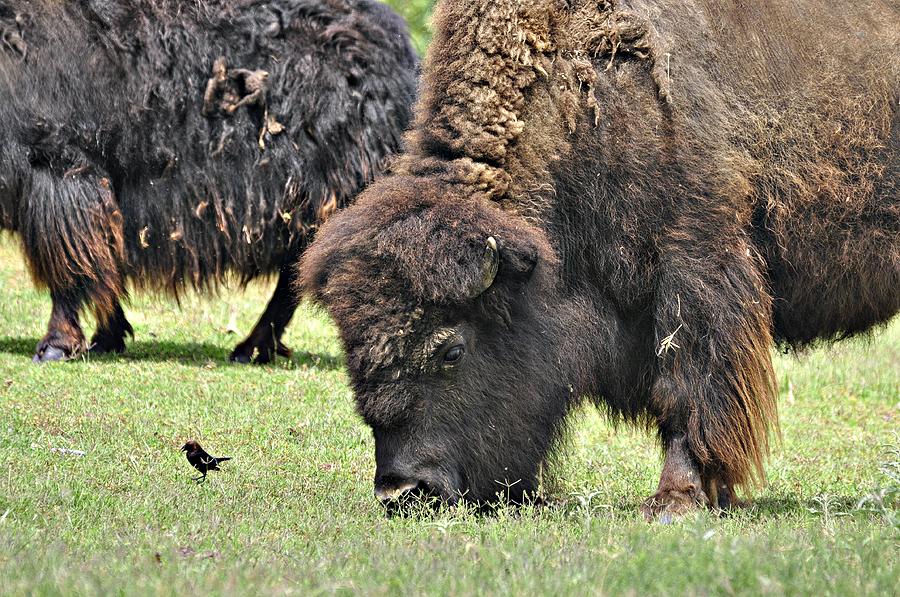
[21,170,127,363]
[33,290,87,363]
[89,300,134,355]
[230,258,300,364]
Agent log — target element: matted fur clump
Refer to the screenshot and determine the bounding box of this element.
[0,0,417,363]
[301,0,898,517]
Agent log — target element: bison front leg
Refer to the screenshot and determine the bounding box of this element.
[643,235,778,520]
[230,258,299,364]
[89,300,134,355]
[640,434,709,521]
[640,435,745,521]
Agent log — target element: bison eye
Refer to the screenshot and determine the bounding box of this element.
[442,344,465,366]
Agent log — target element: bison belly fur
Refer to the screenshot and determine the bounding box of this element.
[300,0,899,517]
[0,0,417,363]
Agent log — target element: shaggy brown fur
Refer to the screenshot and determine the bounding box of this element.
[302,0,898,516]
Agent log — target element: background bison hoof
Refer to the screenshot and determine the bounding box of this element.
[89,334,129,355]
[88,341,127,355]
[32,344,71,364]
[229,350,253,364]
[640,487,710,523]
[229,339,292,365]
[89,315,134,355]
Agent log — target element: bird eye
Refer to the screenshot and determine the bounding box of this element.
[442,344,465,366]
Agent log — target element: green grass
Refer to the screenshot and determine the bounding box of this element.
[385,0,436,55]
[0,232,897,595]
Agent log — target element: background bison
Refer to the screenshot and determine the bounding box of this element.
[0,0,417,363]
[301,0,899,517]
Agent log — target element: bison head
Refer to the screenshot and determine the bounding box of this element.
[301,176,582,507]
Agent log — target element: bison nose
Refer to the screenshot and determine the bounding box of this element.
[374,478,420,504]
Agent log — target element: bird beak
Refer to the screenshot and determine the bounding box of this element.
[180,444,188,451]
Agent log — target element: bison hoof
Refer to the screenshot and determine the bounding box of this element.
[32,345,69,364]
[640,486,710,523]
[229,339,292,365]
[229,350,253,364]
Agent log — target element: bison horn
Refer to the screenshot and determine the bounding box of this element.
[474,236,500,297]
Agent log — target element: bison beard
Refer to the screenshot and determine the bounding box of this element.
[0,0,417,363]
[301,0,899,518]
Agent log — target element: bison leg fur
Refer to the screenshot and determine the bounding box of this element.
[33,291,87,363]
[644,236,778,519]
[89,300,134,355]
[230,258,300,365]
[23,170,127,363]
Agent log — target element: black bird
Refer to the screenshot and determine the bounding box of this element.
[181,440,231,483]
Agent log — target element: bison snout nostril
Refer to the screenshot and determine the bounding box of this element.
[374,480,420,504]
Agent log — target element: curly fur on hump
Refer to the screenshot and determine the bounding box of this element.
[303,0,898,500]
[397,0,671,212]
[0,0,417,360]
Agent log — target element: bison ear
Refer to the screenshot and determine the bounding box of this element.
[497,236,539,284]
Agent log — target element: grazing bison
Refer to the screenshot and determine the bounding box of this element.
[0,0,417,363]
[301,0,899,517]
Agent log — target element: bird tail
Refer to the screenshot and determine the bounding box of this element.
[216,457,232,463]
